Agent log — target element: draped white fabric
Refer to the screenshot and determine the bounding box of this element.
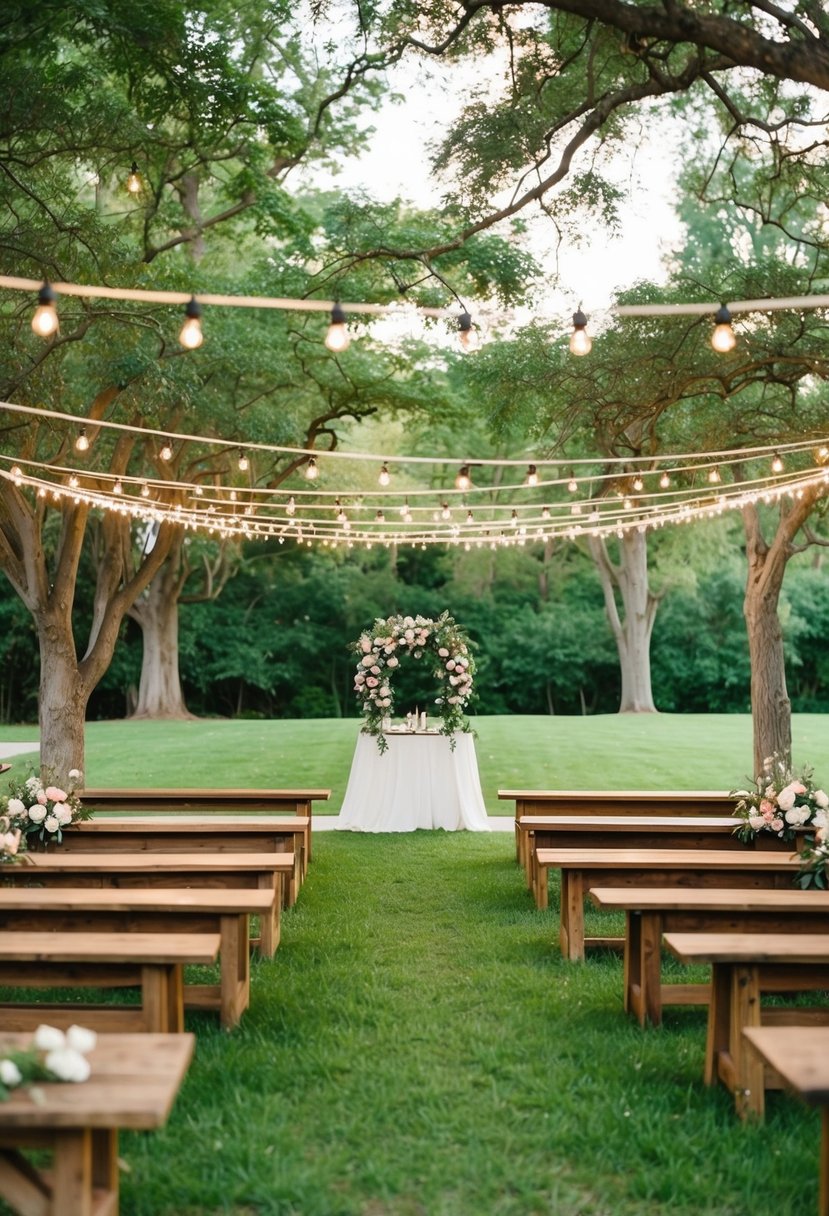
[335,732,491,832]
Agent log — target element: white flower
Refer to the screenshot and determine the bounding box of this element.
[785,806,811,825]
[54,803,73,826]
[386,656,399,668]
[776,786,797,811]
[45,1047,91,1083]
[68,768,82,780]
[0,1059,22,1086]
[6,798,26,817]
[815,790,829,809]
[27,805,47,824]
[813,810,828,830]
[25,777,42,792]
[44,815,60,832]
[33,1025,66,1052]
[66,1025,97,1054]
[748,814,768,831]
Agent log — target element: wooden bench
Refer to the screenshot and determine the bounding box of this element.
[0,1031,193,1216]
[664,932,829,1120]
[590,886,829,1026]
[500,789,738,869]
[0,887,277,1029]
[4,851,294,958]
[57,815,308,907]
[535,847,803,960]
[0,931,220,1034]
[743,1026,829,1210]
[81,786,330,870]
[518,816,778,908]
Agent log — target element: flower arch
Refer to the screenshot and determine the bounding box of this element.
[353,612,475,749]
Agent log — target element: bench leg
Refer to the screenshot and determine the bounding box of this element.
[257,874,282,957]
[53,1128,93,1216]
[640,912,663,1028]
[559,872,585,962]
[704,963,731,1087]
[535,861,549,911]
[219,912,250,1029]
[731,965,764,1121]
[821,1109,829,1216]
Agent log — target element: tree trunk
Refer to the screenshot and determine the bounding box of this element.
[37,617,89,780]
[130,562,194,720]
[588,530,658,713]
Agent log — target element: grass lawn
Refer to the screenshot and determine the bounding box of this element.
[2,712,828,812]
[0,715,824,1213]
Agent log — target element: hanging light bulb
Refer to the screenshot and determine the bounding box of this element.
[541,505,550,521]
[455,465,472,491]
[305,456,319,480]
[159,443,173,462]
[141,482,151,498]
[632,475,644,492]
[378,462,390,486]
[74,427,89,453]
[113,478,123,495]
[68,474,79,489]
[375,510,386,524]
[466,509,474,525]
[569,308,592,356]
[771,451,784,473]
[659,471,671,489]
[457,311,480,353]
[324,302,350,353]
[510,509,519,528]
[179,297,203,349]
[399,499,410,517]
[567,471,578,493]
[194,485,204,497]
[285,496,296,516]
[526,464,539,487]
[31,282,59,337]
[708,467,722,484]
[441,502,451,521]
[711,304,736,353]
[126,161,143,195]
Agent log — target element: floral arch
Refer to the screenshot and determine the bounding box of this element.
[353,612,475,749]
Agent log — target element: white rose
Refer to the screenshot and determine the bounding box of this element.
[33,1024,66,1051]
[6,798,26,817]
[68,768,82,780]
[0,1059,22,1086]
[813,810,828,829]
[748,815,767,830]
[815,790,829,809]
[66,1025,97,1054]
[27,805,46,824]
[44,815,60,832]
[45,1047,91,1083]
[54,803,73,826]
[386,657,399,668]
[776,786,796,811]
[785,807,805,825]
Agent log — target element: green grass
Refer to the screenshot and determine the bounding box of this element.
[3,713,829,812]
[1,716,825,1213]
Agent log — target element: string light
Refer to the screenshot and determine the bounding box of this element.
[440,502,451,521]
[659,471,671,489]
[567,472,578,493]
[305,456,319,480]
[74,427,89,453]
[179,297,203,349]
[455,465,472,491]
[237,450,249,472]
[126,161,142,195]
[285,496,296,516]
[457,311,480,354]
[113,478,123,494]
[510,509,519,528]
[708,467,721,484]
[325,303,350,353]
[771,451,784,473]
[375,510,385,524]
[711,304,736,353]
[31,282,58,337]
[466,509,474,525]
[569,307,592,356]
[632,475,644,492]
[378,462,390,486]
[141,482,150,498]
[159,443,173,462]
[526,464,538,487]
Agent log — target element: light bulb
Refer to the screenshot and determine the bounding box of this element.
[159,443,173,461]
[113,478,123,494]
[375,510,385,523]
[457,311,480,353]
[569,308,592,356]
[126,161,142,194]
[455,465,471,491]
[541,505,550,520]
[567,472,578,493]
[305,457,319,480]
[771,452,784,473]
[711,304,736,353]
[325,303,350,352]
[378,462,390,486]
[399,500,409,517]
[179,297,203,349]
[633,476,644,492]
[238,451,249,472]
[286,496,296,516]
[68,474,79,488]
[659,471,671,489]
[466,510,474,525]
[708,468,721,484]
[526,464,538,487]
[31,282,58,337]
[141,483,150,498]
[75,427,89,453]
[510,509,519,528]
[441,503,451,521]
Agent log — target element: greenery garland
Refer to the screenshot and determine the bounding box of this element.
[353,611,475,751]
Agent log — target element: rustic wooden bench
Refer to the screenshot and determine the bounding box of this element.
[81,786,330,870]
[0,930,220,1034]
[0,886,277,1029]
[590,886,829,1026]
[664,932,829,1120]
[499,789,738,869]
[58,815,308,907]
[0,1030,193,1216]
[535,847,803,960]
[4,851,294,958]
[743,1026,829,1207]
[518,816,778,907]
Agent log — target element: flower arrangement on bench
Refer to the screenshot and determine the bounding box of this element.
[352,611,475,752]
[3,769,90,848]
[0,1024,97,1100]
[731,755,829,843]
[795,827,829,890]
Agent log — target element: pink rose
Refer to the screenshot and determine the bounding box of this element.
[366,677,379,688]
[360,639,372,653]
[759,799,775,816]
[771,817,784,832]
[386,657,399,668]
[370,665,381,675]
[446,660,456,671]
[45,786,67,803]
[438,648,449,658]
[361,655,374,667]
[792,782,806,795]
[36,790,47,805]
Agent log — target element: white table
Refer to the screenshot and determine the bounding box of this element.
[336,732,491,832]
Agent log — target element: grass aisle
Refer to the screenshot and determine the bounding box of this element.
[119,832,815,1216]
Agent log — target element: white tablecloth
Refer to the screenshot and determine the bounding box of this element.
[336,732,491,832]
